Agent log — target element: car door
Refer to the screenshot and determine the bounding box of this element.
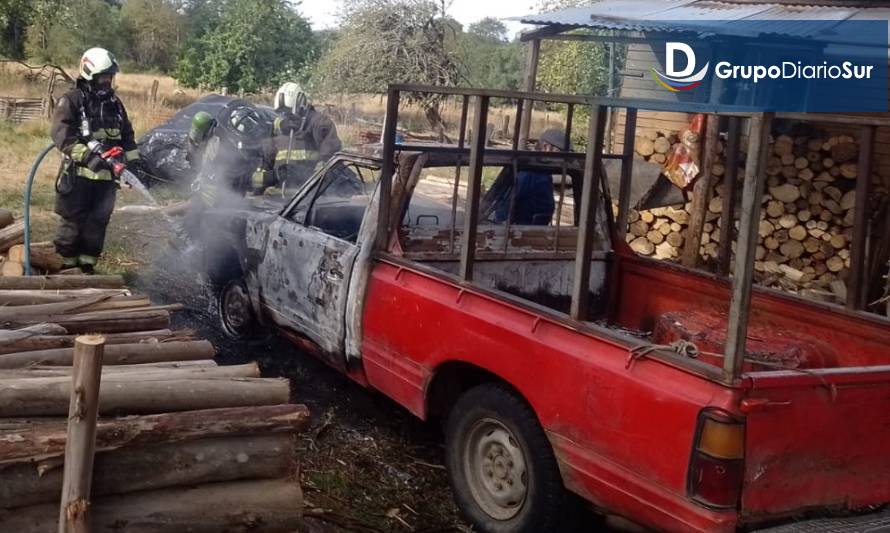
[258,160,379,365]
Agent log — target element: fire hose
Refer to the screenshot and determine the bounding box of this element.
[22,142,57,276]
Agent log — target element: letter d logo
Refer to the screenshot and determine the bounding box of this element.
[652,42,710,92]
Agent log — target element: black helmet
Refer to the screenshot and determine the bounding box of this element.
[216,99,269,150]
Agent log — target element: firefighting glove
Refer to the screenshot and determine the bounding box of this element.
[277,114,305,136]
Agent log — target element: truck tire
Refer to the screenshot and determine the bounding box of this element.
[445,383,569,533]
[217,278,259,340]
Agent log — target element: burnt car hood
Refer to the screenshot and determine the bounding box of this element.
[138,94,276,185]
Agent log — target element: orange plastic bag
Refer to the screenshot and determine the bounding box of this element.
[663,114,704,189]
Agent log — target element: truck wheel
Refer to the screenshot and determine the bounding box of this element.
[445,384,568,533]
[217,279,258,340]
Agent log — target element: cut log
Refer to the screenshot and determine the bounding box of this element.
[4,309,171,334]
[827,256,845,273]
[789,225,807,241]
[0,329,192,356]
[646,230,665,245]
[653,136,671,154]
[769,184,801,203]
[0,362,257,381]
[0,404,308,465]
[0,209,13,229]
[840,162,857,179]
[766,201,785,218]
[0,434,294,509]
[780,240,805,259]
[58,335,105,532]
[629,221,649,237]
[635,138,655,157]
[629,237,655,256]
[0,340,214,369]
[0,276,125,290]
[0,360,216,378]
[0,324,69,347]
[666,232,684,247]
[6,244,63,273]
[0,479,303,533]
[0,261,22,277]
[0,289,130,306]
[0,222,24,254]
[0,377,291,417]
[778,214,797,229]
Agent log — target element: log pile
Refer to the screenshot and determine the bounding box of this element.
[631,131,889,303]
[0,277,308,532]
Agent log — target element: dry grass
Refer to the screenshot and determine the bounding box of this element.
[318,92,572,146]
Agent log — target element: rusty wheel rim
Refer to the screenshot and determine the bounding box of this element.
[463,417,528,520]
[221,281,251,336]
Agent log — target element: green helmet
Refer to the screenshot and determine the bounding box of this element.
[189,111,215,143]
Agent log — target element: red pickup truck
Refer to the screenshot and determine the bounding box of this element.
[206,88,890,532]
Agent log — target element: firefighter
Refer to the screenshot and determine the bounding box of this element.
[184,101,267,240]
[252,82,342,194]
[51,47,144,273]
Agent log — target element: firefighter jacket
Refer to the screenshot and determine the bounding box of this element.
[253,107,342,191]
[51,80,139,181]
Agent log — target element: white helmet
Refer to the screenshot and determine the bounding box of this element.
[79,47,119,81]
[274,82,308,113]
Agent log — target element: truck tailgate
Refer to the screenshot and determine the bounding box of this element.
[740,367,890,525]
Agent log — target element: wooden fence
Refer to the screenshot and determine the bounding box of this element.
[0,97,48,124]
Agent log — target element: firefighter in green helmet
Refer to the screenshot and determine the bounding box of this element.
[50,47,145,273]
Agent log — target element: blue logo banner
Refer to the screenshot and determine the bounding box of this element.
[642,20,887,112]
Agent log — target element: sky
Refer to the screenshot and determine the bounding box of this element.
[298,0,537,37]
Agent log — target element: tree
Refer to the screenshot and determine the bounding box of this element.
[467,17,507,43]
[458,17,520,91]
[534,0,611,97]
[121,0,186,72]
[25,0,122,65]
[312,0,463,130]
[175,0,316,93]
[0,0,30,58]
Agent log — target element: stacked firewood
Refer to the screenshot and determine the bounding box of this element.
[633,130,680,166]
[631,131,888,302]
[0,276,308,532]
[0,208,66,276]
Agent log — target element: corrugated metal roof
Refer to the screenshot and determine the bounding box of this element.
[516,0,890,44]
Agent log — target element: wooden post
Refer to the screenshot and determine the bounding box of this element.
[724,113,773,382]
[376,88,400,251]
[682,113,721,267]
[459,95,490,281]
[570,106,606,321]
[616,108,638,235]
[518,39,541,149]
[58,335,105,533]
[717,116,742,275]
[847,125,875,311]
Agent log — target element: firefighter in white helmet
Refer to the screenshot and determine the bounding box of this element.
[50,47,144,273]
[251,82,342,193]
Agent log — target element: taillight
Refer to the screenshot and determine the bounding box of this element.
[687,408,745,510]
